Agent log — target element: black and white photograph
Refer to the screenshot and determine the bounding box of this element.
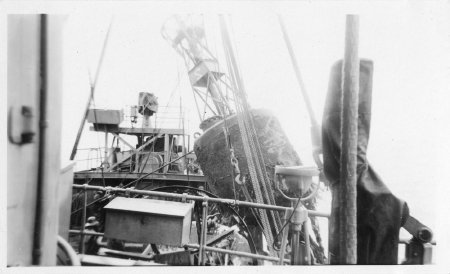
[2,1,449,273]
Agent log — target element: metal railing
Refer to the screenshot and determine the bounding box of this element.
[70,183,436,265]
[74,104,194,172]
[70,184,330,265]
[121,105,191,130]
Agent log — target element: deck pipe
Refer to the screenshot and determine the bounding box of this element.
[70,230,104,237]
[73,184,330,218]
[32,14,47,265]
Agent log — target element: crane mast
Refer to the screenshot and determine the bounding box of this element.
[161,16,232,122]
[162,15,286,255]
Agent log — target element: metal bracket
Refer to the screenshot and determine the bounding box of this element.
[105,186,113,196]
[403,238,433,264]
[125,188,131,197]
[181,193,188,203]
[8,106,35,145]
[291,205,308,227]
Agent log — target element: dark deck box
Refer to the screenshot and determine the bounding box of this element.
[104,197,193,246]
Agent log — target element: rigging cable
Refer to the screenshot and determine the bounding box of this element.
[226,18,280,229]
[277,15,327,258]
[219,15,280,255]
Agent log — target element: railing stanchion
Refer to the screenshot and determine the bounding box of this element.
[79,185,88,254]
[199,201,208,265]
[278,208,290,265]
[304,218,311,264]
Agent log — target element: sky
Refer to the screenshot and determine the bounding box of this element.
[8,0,443,265]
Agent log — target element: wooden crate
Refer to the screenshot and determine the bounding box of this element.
[104,197,193,246]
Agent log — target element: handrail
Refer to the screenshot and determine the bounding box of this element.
[72,184,330,218]
[71,183,329,265]
[70,184,435,265]
[185,244,290,264]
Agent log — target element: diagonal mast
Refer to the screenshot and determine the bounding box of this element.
[70,19,113,160]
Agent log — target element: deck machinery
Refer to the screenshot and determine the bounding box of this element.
[73,92,206,190]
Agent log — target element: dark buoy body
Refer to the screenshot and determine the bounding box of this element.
[194,109,301,206]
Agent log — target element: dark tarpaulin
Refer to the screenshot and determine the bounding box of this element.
[322,59,410,264]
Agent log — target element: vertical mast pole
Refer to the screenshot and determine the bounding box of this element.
[103,130,109,167]
[339,14,359,264]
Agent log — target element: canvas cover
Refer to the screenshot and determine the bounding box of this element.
[322,59,409,264]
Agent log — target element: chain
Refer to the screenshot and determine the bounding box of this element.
[246,116,281,233]
[218,17,283,255]
[233,96,276,255]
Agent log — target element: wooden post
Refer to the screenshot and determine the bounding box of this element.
[339,14,359,264]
